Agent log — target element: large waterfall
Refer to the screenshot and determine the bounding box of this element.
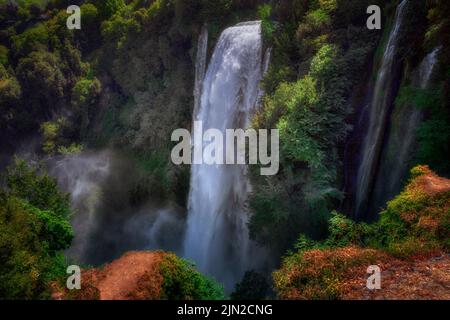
[184,21,264,289]
[355,0,408,216]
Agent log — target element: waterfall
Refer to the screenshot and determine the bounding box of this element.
[256,47,272,106]
[184,21,264,289]
[370,47,441,212]
[418,47,440,88]
[194,24,208,116]
[355,0,408,216]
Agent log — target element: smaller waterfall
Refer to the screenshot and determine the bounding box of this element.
[418,47,440,88]
[256,47,272,106]
[371,47,441,211]
[355,0,408,216]
[194,25,209,116]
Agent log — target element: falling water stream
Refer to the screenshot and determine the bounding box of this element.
[355,0,408,216]
[184,21,265,289]
[371,47,441,212]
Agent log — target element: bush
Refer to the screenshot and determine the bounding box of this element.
[11,23,49,58]
[376,165,450,258]
[159,254,225,300]
[16,51,67,109]
[0,159,73,299]
[325,211,375,247]
[273,247,385,300]
[5,157,71,218]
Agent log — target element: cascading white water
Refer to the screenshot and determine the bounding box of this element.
[256,47,272,106]
[194,25,208,116]
[355,0,408,216]
[371,47,441,211]
[418,47,440,88]
[184,21,264,289]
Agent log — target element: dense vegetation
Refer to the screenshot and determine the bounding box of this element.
[249,0,385,252]
[0,0,449,300]
[249,0,450,254]
[159,254,225,300]
[0,158,73,299]
[274,165,450,299]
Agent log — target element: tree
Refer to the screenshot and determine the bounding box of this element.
[0,159,73,299]
[5,157,71,218]
[16,51,67,111]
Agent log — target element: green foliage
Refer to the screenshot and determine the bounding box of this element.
[5,158,71,218]
[101,8,141,48]
[324,212,376,247]
[16,51,67,106]
[21,201,73,252]
[41,120,61,155]
[0,73,22,126]
[0,195,57,299]
[425,0,450,50]
[57,143,84,155]
[0,45,8,66]
[72,78,101,108]
[231,270,269,300]
[249,0,382,254]
[0,159,73,299]
[76,3,101,51]
[273,246,383,300]
[257,4,275,41]
[274,164,449,299]
[96,0,126,19]
[11,23,49,58]
[250,40,364,251]
[299,166,450,260]
[293,234,320,252]
[40,117,84,156]
[160,254,225,300]
[71,77,102,136]
[395,85,450,176]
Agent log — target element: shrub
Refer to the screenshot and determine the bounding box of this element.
[0,159,73,299]
[159,254,225,300]
[11,23,49,58]
[5,158,71,218]
[325,211,375,247]
[258,4,275,41]
[273,247,385,300]
[377,165,450,258]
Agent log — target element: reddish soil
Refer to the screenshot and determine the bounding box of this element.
[341,254,450,300]
[53,251,166,300]
[94,251,165,300]
[417,171,450,195]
